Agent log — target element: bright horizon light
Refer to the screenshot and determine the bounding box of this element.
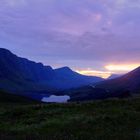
[105,64,140,71]
[76,70,112,79]
[76,64,140,79]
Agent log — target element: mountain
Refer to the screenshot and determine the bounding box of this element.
[0,48,56,94]
[49,67,103,89]
[108,74,122,80]
[0,48,103,95]
[96,67,140,93]
[64,68,140,101]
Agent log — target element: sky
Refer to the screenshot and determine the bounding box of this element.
[0,0,140,78]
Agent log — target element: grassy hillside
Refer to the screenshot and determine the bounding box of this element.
[1,99,140,140]
[0,91,39,103]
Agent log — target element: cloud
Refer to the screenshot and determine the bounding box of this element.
[0,0,140,72]
[2,0,27,7]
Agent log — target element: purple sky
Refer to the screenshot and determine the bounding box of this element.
[0,0,140,77]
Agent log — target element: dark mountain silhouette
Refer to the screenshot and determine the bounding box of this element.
[96,67,140,93]
[0,48,103,94]
[0,48,56,94]
[63,68,140,101]
[67,86,110,102]
[108,74,122,79]
[62,85,131,102]
[50,67,103,89]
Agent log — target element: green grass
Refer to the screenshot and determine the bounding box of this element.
[1,99,140,140]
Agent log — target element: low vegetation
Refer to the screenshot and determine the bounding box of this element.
[1,98,140,140]
[0,91,38,103]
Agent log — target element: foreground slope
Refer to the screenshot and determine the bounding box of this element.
[1,98,140,140]
[0,91,39,103]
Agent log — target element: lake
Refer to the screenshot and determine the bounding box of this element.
[41,95,70,103]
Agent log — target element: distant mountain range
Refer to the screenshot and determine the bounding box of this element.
[107,74,122,80]
[1,48,140,102]
[0,48,103,94]
[96,67,140,93]
[63,67,140,101]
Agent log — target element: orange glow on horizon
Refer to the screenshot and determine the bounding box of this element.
[76,70,112,79]
[105,64,140,71]
[76,64,140,79]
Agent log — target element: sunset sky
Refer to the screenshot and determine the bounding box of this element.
[0,0,140,78]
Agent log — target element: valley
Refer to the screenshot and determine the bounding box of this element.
[1,48,140,103]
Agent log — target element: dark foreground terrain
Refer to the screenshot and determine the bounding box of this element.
[1,98,140,140]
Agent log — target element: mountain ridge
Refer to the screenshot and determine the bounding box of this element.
[96,66,140,92]
[0,48,103,93]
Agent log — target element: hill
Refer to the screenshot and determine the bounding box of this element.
[108,74,122,79]
[63,67,140,101]
[0,91,39,103]
[0,48,56,93]
[96,66,140,93]
[50,67,103,89]
[0,48,103,93]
